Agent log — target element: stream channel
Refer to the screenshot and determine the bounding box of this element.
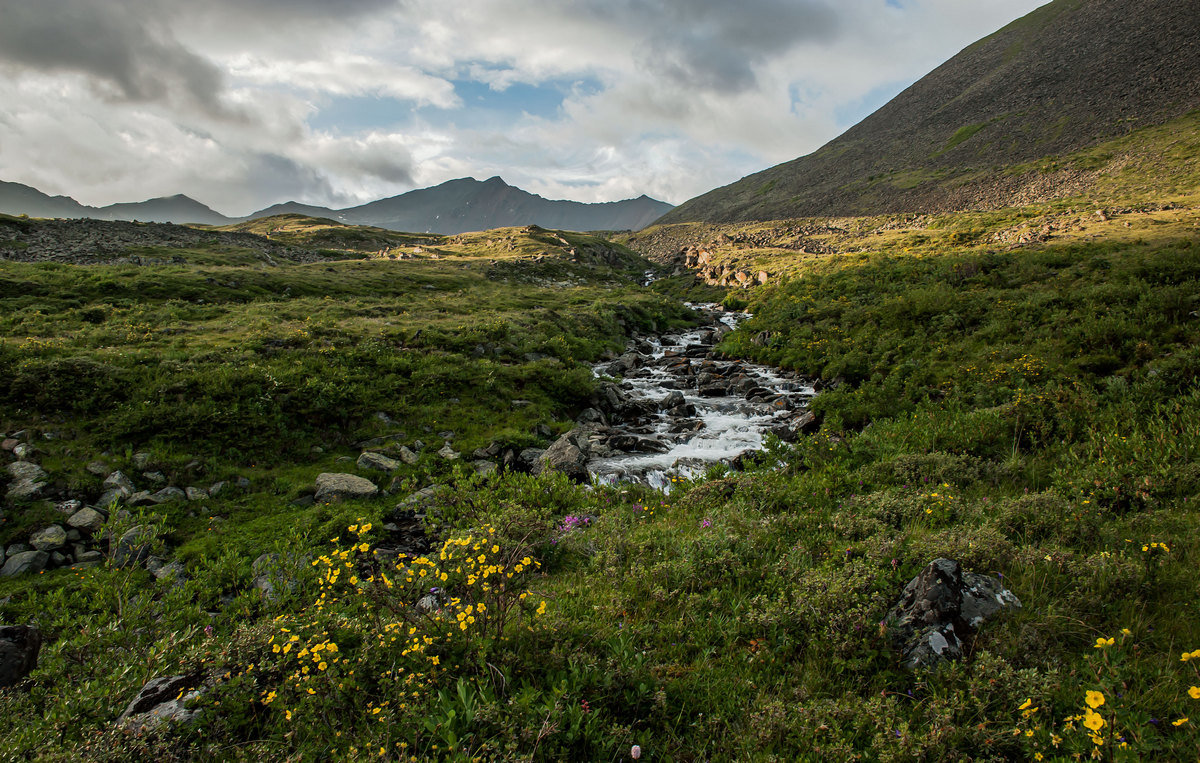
[579,304,817,490]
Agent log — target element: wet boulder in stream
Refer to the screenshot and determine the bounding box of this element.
[534,427,594,483]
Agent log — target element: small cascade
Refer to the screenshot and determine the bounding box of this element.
[584,304,816,490]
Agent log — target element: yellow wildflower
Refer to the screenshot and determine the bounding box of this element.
[1082,708,1105,732]
[1094,637,1114,649]
[1085,691,1105,709]
[1189,686,1200,700]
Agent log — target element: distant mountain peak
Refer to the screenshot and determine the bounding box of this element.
[0,176,673,233]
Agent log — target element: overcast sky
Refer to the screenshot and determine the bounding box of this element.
[0,0,1046,215]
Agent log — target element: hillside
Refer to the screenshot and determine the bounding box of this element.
[659,0,1200,224]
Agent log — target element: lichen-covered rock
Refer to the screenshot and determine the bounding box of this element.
[29,525,67,552]
[884,558,1021,670]
[112,525,157,568]
[314,473,378,503]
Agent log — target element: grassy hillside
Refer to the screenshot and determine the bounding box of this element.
[659,0,1200,224]
[2,203,1200,762]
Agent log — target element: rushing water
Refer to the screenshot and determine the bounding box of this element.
[586,304,815,490]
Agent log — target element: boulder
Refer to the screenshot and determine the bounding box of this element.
[0,625,42,688]
[437,443,460,460]
[116,674,205,734]
[29,525,68,552]
[535,428,593,483]
[884,558,1021,670]
[1,550,49,577]
[314,473,378,503]
[357,452,401,473]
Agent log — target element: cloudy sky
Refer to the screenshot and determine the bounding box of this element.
[0,0,1046,215]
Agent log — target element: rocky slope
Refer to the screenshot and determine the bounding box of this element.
[659,0,1200,224]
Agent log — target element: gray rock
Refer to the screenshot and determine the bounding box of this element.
[235,477,251,489]
[103,471,136,495]
[393,485,448,513]
[112,525,157,568]
[66,528,81,542]
[30,525,68,552]
[5,476,47,502]
[50,551,68,567]
[96,489,127,508]
[357,452,401,473]
[152,561,187,583]
[398,446,419,465]
[150,487,187,503]
[133,452,152,470]
[473,460,498,477]
[85,461,110,477]
[127,491,156,507]
[185,487,208,501]
[534,427,593,483]
[142,471,167,485]
[314,473,378,503]
[116,674,204,734]
[12,443,34,460]
[75,550,104,564]
[519,448,546,468]
[1,550,49,577]
[884,558,1020,670]
[437,443,460,460]
[0,625,41,688]
[68,506,106,537]
[5,544,30,558]
[208,481,227,497]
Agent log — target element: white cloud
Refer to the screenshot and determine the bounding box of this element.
[0,0,1049,213]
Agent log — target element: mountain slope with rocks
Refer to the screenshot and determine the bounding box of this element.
[659,0,1200,224]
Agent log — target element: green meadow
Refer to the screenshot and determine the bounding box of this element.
[1,195,1199,761]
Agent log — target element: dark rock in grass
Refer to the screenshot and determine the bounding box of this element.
[30,525,67,552]
[150,487,187,504]
[112,526,157,568]
[0,625,42,688]
[185,487,208,501]
[1,550,49,577]
[518,448,546,470]
[314,473,379,503]
[398,446,419,465]
[358,451,401,473]
[5,544,30,558]
[473,460,498,477]
[103,471,136,495]
[85,461,110,477]
[116,674,205,734]
[208,481,228,497]
[884,558,1021,670]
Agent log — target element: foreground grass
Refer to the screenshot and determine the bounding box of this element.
[1,210,1199,761]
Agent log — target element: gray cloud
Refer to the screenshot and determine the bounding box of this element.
[0,0,231,114]
[577,0,839,92]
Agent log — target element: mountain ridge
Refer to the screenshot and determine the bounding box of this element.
[0,176,673,234]
[658,0,1200,225]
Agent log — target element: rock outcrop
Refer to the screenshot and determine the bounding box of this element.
[884,558,1021,669]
